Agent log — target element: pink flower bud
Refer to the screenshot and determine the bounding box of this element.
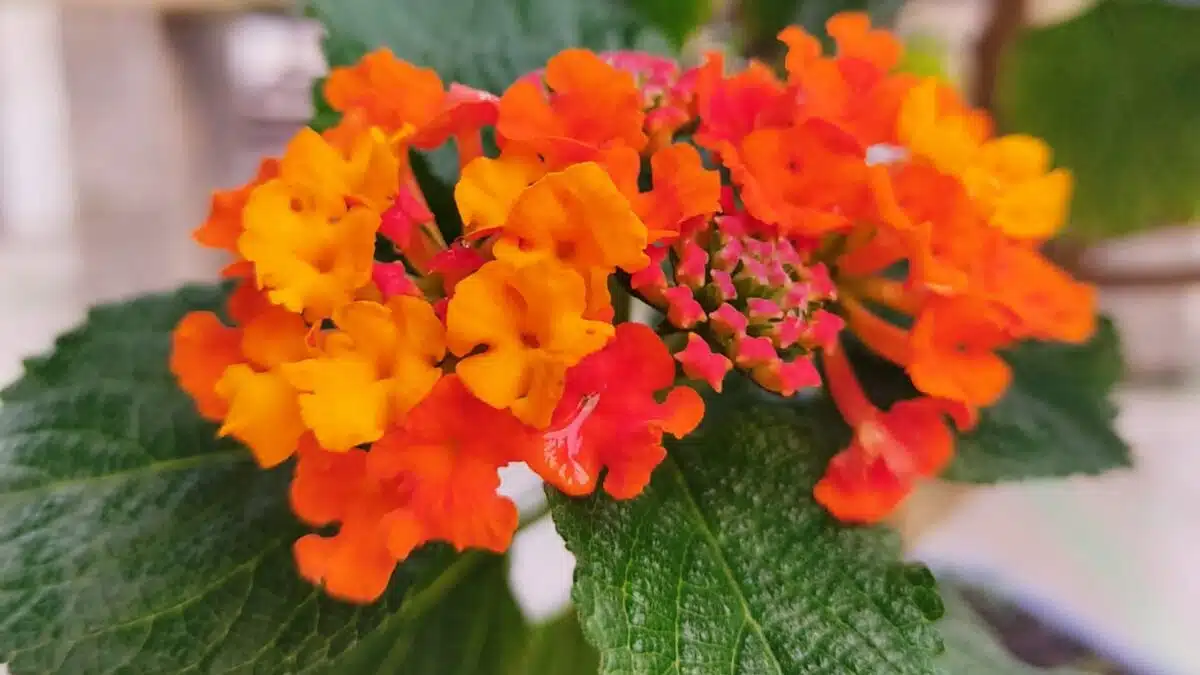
[734,335,777,368]
[663,286,706,328]
[804,309,846,349]
[372,262,420,300]
[675,240,709,288]
[773,314,804,349]
[747,298,782,321]
[675,333,732,392]
[709,303,749,337]
[710,270,737,302]
[753,356,821,397]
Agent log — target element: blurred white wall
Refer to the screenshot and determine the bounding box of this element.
[0,4,75,238]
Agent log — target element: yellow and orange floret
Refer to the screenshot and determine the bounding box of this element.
[171,12,1094,602]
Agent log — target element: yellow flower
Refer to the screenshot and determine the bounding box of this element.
[456,153,546,235]
[897,78,990,177]
[445,259,614,428]
[458,160,650,318]
[966,135,1073,239]
[239,127,403,319]
[898,78,1072,240]
[284,296,446,451]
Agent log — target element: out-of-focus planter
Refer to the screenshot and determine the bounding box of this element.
[1075,225,1200,385]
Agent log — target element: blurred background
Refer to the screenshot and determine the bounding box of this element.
[0,0,1196,673]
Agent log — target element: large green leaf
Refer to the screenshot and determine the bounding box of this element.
[846,318,1131,484]
[0,286,533,674]
[511,610,601,674]
[624,0,712,48]
[307,0,669,95]
[550,398,945,674]
[945,318,1131,482]
[996,0,1200,238]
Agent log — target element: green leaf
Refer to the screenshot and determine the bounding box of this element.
[739,0,905,58]
[937,586,1093,674]
[846,318,1131,484]
[510,610,600,674]
[550,398,945,674]
[335,553,527,674]
[0,285,500,674]
[996,0,1200,238]
[306,0,668,95]
[624,0,712,48]
[945,317,1132,483]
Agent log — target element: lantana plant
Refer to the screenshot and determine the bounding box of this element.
[0,9,1131,675]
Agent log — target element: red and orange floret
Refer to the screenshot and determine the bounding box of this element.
[172,13,1094,602]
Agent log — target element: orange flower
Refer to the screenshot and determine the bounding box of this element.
[445,260,614,428]
[239,127,401,318]
[369,375,530,558]
[492,163,651,317]
[291,442,393,603]
[292,376,530,603]
[815,342,968,522]
[498,49,647,166]
[283,296,445,451]
[193,159,279,253]
[324,49,445,133]
[528,323,705,499]
[733,121,870,237]
[907,297,1013,407]
[778,15,912,147]
[635,143,722,242]
[171,284,311,468]
[170,312,243,420]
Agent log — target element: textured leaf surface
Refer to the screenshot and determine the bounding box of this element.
[308,0,668,94]
[0,286,496,674]
[997,0,1200,237]
[550,398,945,674]
[946,318,1131,482]
[847,318,1131,484]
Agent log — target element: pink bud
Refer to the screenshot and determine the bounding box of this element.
[772,314,804,349]
[372,262,420,300]
[766,261,791,287]
[675,333,732,392]
[428,243,486,294]
[781,282,812,311]
[713,237,744,270]
[738,258,771,286]
[775,239,802,266]
[747,298,782,321]
[744,238,771,259]
[753,357,821,397]
[663,286,706,328]
[379,185,434,247]
[709,303,748,337]
[630,246,669,302]
[808,263,836,298]
[709,269,737,302]
[734,335,777,368]
[675,240,709,288]
[804,309,846,349]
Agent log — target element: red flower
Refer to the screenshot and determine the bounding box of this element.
[527,323,704,499]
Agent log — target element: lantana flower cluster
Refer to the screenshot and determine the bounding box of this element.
[172,12,1095,603]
